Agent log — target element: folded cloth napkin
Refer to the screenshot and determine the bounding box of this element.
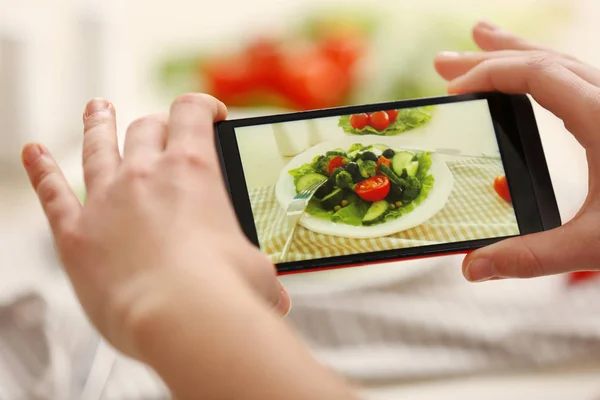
[0,275,169,400]
[285,255,600,383]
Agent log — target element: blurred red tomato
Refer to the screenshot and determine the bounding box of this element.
[369,111,390,131]
[350,113,369,129]
[319,33,365,70]
[244,39,283,88]
[279,49,350,110]
[201,57,253,104]
[568,271,600,285]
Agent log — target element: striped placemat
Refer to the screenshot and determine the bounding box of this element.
[249,159,519,263]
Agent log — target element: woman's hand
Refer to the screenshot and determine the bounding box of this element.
[22,94,290,357]
[435,20,600,282]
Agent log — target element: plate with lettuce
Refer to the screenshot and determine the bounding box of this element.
[275,136,454,239]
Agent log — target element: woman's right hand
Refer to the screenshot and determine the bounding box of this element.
[435,20,600,282]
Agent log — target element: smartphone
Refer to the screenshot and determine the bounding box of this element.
[214,93,561,275]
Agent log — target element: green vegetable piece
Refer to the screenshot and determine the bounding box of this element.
[416,152,433,180]
[295,173,327,193]
[321,188,345,210]
[392,151,415,177]
[378,164,404,186]
[315,180,334,199]
[347,143,364,154]
[401,176,423,203]
[335,171,356,190]
[288,163,317,185]
[326,148,348,158]
[358,160,378,179]
[331,194,370,226]
[313,155,330,175]
[406,161,419,177]
[362,200,390,225]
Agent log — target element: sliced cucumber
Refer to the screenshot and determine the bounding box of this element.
[326,149,347,158]
[378,164,403,186]
[392,151,415,176]
[405,161,419,177]
[321,188,345,210]
[362,200,390,225]
[296,173,327,193]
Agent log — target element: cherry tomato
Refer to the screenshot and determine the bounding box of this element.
[350,113,370,130]
[369,111,390,131]
[385,110,399,122]
[376,156,391,169]
[355,176,390,202]
[493,175,511,203]
[328,156,346,175]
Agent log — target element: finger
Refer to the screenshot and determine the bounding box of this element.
[240,258,292,318]
[22,143,82,237]
[434,50,600,87]
[472,20,578,61]
[82,99,120,193]
[123,114,168,161]
[275,281,292,318]
[166,93,227,153]
[462,220,600,281]
[447,55,600,147]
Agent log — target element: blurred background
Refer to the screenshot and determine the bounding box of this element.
[2,0,600,399]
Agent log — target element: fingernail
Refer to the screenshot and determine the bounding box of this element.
[277,285,292,318]
[84,98,110,120]
[437,51,461,59]
[22,144,43,166]
[478,19,499,31]
[464,259,496,282]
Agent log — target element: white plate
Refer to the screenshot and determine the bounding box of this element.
[275,136,454,238]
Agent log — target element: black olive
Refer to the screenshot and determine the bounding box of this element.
[362,151,378,162]
[345,162,358,175]
[382,149,395,159]
[315,180,334,199]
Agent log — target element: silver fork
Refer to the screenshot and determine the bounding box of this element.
[279,180,326,262]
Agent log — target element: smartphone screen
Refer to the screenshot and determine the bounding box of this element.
[216,93,559,273]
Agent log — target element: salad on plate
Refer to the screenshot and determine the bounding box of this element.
[288,143,434,227]
[338,106,435,136]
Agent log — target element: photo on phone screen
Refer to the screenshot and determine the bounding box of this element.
[231,99,519,265]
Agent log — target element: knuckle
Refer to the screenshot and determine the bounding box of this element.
[524,52,557,71]
[36,173,60,204]
[122,164,152,182]
[516,245,545,278]
[172,93,217,110]
[59,225,85,251]
[127,114,166,132]
[165,148,211,170]
[84,111,113,132]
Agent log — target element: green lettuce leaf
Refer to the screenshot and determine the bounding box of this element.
[416,151,432,180]
[415,174,434,206]
[338,106,435,136]
[305,198,333,220]
[287,162,316,185]
[331,193,370,226]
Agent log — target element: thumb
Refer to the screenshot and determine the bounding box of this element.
[462,220,599,281]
